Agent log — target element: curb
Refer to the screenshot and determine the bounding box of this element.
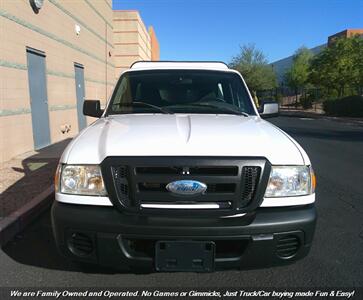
[280,110,324,119]
[280,110,363,126]
[0,185,54,247]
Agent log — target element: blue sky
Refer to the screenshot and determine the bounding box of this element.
[112,0,363,63]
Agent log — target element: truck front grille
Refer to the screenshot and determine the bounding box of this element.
[102,157,270,216]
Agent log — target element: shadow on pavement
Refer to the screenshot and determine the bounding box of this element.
[1,139,152,275]
[0,139,117,274]
[0,139,72,219]
[2,209,120,275]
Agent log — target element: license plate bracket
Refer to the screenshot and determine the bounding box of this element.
[155,241,215,272]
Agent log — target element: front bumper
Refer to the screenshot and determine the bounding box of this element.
[51,202,317,271]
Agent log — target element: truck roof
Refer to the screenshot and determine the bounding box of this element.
[130,61,229,71]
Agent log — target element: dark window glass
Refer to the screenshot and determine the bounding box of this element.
[107,70,255,116]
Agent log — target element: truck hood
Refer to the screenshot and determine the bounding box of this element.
[61,114,306,165]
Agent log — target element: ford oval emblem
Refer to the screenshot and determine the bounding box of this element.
[166,180,207,196]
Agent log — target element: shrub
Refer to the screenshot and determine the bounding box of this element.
[275,92,283,103]
[300,94,314,109]
[323,95,363,117]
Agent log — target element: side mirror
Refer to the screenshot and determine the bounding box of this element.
[83,100,103,118]
[259,101,279,118]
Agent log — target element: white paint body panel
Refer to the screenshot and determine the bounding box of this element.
[260,194,315,207]
[56,193,112,206]
[131,61,229,71]
[60,115,305,165]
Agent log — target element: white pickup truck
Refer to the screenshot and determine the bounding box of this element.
[52,61,316,272]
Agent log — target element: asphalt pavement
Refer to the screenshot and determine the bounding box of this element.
[1,116,362,288]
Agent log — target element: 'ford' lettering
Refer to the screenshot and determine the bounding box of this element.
[166,180,207,196]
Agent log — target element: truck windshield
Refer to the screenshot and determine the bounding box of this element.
[106,70,256,116]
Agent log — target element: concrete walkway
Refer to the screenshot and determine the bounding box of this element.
[0,138,71,245]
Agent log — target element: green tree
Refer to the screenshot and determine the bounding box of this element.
[309,36,363,97]
[229,44,276,105]
[351,37,363,95]
[284,47,313,106]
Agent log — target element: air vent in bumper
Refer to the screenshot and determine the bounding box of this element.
[276,235,300,258]
[67,232,94,257]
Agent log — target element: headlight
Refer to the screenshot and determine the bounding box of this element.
[264,166,315,197]
[58,165,107,196]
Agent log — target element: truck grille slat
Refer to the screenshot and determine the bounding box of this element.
[134,175,238,184]
[138,183,235,193]
[140,202,232,209]
[136,166,238,176]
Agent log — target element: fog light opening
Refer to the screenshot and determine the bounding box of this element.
[67,232,94,257]
[276,235,300,259]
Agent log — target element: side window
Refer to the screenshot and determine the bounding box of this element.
[112,76,131,108]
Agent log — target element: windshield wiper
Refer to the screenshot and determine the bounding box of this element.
[187,103,249,117]
[118,101,173,114]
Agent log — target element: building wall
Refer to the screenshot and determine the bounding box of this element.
[0,0,115,163]
[328,29,363,45]
[149,26,160,61]
[113,10,159,78]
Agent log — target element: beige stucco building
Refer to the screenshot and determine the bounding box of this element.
[0,0,159,163]
[113,10,159,78]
